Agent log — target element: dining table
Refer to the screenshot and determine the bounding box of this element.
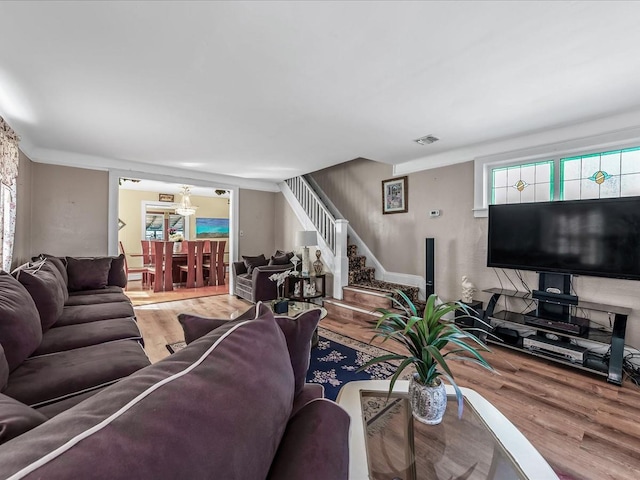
[130,241,228,291]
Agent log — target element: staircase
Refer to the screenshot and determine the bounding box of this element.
[324,242,425,325]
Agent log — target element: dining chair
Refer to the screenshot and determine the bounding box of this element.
[140,240,153,267]
[178,241,205,288]
[216,240,227,286]
[119,241,149,289]
[202,240,216,285]
[146,241,174,292]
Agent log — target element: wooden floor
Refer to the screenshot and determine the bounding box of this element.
[135,293,640,480]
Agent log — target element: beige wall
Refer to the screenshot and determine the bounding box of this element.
[311,158,640,348]
[30,163,109,257]
[238,189,276,258]
[118,189,229,266]
[12,150,33,267]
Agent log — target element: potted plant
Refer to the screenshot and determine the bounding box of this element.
[361,291,495,425]
[269,269,293,314]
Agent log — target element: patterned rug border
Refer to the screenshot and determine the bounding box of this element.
[317,326,399,362]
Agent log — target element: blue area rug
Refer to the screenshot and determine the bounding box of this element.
[306,327,401,401]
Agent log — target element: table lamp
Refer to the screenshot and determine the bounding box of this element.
[296,231,317,276]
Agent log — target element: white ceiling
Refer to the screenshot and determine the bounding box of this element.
[2,1,640,186]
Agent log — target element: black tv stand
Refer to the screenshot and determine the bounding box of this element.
[482,288,631,386]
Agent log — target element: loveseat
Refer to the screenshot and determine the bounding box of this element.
[233,251,295,303]
[0,254,150,441]
[0,302,350,479]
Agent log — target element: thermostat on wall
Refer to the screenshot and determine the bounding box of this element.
[429,210,441,217]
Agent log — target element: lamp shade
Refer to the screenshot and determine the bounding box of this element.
[296,231,317,246]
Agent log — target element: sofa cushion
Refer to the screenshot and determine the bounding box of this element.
[242,254,268,274]
[107,254,127,288]
[267,399,350,480]
[3,340,151,407]
[0,272,43,371]
[0,308,294,480]
[0,344,8,392]
[0,393,47,445]
[34,318,142,356]
[55,302,135,327]
[13,261,66,332]
[66,257,112,291]
[67,286,124,296]
[64,292,130,306]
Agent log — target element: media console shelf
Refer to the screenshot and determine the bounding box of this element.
[483,288,631,386]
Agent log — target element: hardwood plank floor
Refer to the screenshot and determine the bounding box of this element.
[135,294,640,480]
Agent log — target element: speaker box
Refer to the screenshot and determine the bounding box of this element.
[425,238,435,297]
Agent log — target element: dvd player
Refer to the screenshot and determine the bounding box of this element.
[524,315,589,335]
[523,336,587,364]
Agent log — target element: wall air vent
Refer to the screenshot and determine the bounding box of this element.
[414,135,439,145]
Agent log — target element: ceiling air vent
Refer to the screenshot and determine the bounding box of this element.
[414,135,439,146]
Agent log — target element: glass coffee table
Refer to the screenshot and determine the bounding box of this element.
[337,380,558,480]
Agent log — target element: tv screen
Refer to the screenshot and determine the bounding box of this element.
[487,196,640,280]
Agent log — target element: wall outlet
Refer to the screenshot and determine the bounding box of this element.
[429,210,441,217]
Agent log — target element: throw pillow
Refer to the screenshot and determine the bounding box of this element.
[242,254,268,274]
[0,272,43,371]
[0,393,48,445]
[107,254,127,287]
[178,303,266,344]
[274,309,321,396]
[32,254,68,288]
[13,261,66,332]
[275,250,294,261]
[66,257,113,291]
[269,254,292,266]
[39,259,69,302]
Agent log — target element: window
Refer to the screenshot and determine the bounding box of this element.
[560,146,640,200]
[491,160,554,205]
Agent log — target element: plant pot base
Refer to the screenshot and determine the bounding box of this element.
[408,374,447,425]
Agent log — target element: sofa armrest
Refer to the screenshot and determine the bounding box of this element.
[268,399,350,480]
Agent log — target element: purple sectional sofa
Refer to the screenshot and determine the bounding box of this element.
[0,302,350,479]
[0,254,150,443]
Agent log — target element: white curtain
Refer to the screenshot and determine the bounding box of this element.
[0,116,19,271]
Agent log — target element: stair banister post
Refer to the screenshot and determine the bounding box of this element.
[334,219,349,300]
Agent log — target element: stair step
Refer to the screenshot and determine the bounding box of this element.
[343,286,393,309]
[348,255,366,270]
[347,244,358,257]
[323,298,382,326]
[349,267,375,285]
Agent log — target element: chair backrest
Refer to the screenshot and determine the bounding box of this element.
[141,240,152,265]
[152,241,174,291]
[216,240,227,284]
[119,241,130,273]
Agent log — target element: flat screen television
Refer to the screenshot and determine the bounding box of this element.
[487,196,640,280]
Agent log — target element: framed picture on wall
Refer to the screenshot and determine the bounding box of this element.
[195,218,230,238]
[159,193,174,202]
[382,176,408,214]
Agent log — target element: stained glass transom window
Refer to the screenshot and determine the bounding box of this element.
[560,147,640,200]
[491,160,554,204]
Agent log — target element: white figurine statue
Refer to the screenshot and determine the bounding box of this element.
[461,276,476,303]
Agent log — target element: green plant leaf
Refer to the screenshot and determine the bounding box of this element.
[440,371,464,419]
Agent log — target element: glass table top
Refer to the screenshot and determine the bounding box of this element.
[360,391,527,480]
